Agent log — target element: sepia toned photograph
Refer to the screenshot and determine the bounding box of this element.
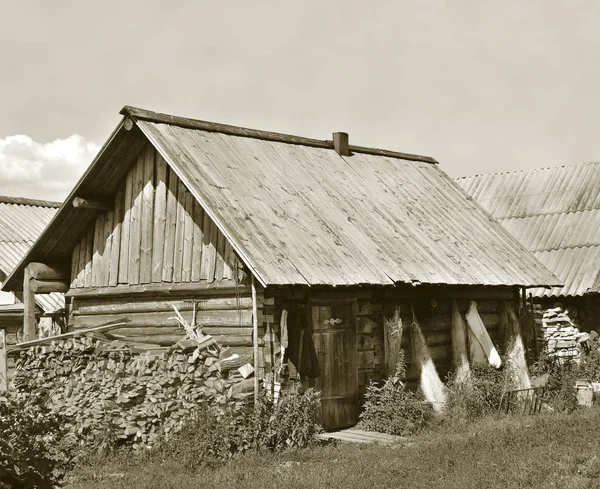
[1,2,599,488]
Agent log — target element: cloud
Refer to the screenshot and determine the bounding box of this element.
[0,134,100,202]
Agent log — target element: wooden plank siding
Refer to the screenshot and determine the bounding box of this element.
[69,145,236,290]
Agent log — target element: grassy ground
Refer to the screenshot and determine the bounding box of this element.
[67,409,600,489]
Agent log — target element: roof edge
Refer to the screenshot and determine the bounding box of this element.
[121,105,438,164]
[0,195,61,208]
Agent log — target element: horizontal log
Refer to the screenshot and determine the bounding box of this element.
[202,327,254,336]
[72,310,253,330]
[106,333,185,346]
[73,296,254,316]
[400,330,450,347]
[210,335,262,347]
[383,285,517,301]
[72,197,112,210]
[66,282,251,298]
[106,326,182,336]
[26,263,69,281]
[30,279,69,294]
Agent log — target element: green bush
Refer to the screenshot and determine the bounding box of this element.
[445,364,508,421]
[0,393,75,489]
[154,386,322,469]
[358,352,433,436]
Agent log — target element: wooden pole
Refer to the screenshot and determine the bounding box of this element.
[23,268,37,342]
[0,329,7,392]
[251,275,259,406]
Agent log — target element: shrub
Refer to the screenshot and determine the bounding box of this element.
[358,352,433,436]
[530,352,580,413]
[0,393,75,489]
[445,364,508,421]
[153,386,322,469]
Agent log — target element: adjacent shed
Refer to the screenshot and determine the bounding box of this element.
[457,162,600,330]
[3,106,560,429]
[0,196,65,344]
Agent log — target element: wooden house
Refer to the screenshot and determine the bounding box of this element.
[457,163,600,331]
[3,106,559,429]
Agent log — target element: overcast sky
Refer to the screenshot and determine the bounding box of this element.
[1,0,600,201]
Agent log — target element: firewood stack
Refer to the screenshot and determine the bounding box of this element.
[534,305,590,360]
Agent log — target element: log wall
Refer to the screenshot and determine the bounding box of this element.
[70,143,236,289]
[263,285,520,399]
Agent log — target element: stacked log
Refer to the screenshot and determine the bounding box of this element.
[10,331,255,449]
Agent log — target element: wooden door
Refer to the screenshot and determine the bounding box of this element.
[311,302,358,431]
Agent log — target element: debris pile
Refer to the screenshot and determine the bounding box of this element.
[534,305,590,360]
[10,332,255,450]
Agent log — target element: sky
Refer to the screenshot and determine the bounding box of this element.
[1,0,600,201]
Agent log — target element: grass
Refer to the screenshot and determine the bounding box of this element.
[67,409,600,489]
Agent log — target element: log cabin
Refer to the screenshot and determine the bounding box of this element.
[458,163,600,332]
[3,106,560,429]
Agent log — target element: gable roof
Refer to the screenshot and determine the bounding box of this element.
[0,196,64,312]
[3,106,561,291]
[457,162,600,297]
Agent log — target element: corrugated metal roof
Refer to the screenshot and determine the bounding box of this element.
[0,197,64,312]
[457,162,600,297]
[3,106,561,291]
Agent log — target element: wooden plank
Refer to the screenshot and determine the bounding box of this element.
[109,184,124,286]
[222,239,233,280]
[215,227,225,282]
[0,330,7,392]
[84,227,94,288]
[9,320,130,352]
[208,219,219,282]
[181,187,195,282]
[191,201,204,282]
[76,232,87,288]
[118,165,134,284]
[162,168,179,282]
[71,241,81,287]
[91,213,104,287]
[102,210,114,286]
[140,144,155,284]
[128,152,145,285]
[200,208,212,281]
[152,152,168,282]
[173,180,187,282]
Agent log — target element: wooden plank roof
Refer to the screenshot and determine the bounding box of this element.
[3,106,561,291]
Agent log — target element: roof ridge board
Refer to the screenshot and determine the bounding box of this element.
[121,105,437,164]
[0,195,61,208]
[456,160,600,181]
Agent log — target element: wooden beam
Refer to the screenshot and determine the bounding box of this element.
[72,197,112,211]
[252,275,259,406]
[22,268,36,342]
[26,262,68,281]
[0,330,6,392]
[65,280,250,298]
[30,279,69,294]
[9,319,129,352]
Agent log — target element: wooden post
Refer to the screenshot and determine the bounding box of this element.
[23,268,37,342]
[251,275,259,406]
[0,329,6,392]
